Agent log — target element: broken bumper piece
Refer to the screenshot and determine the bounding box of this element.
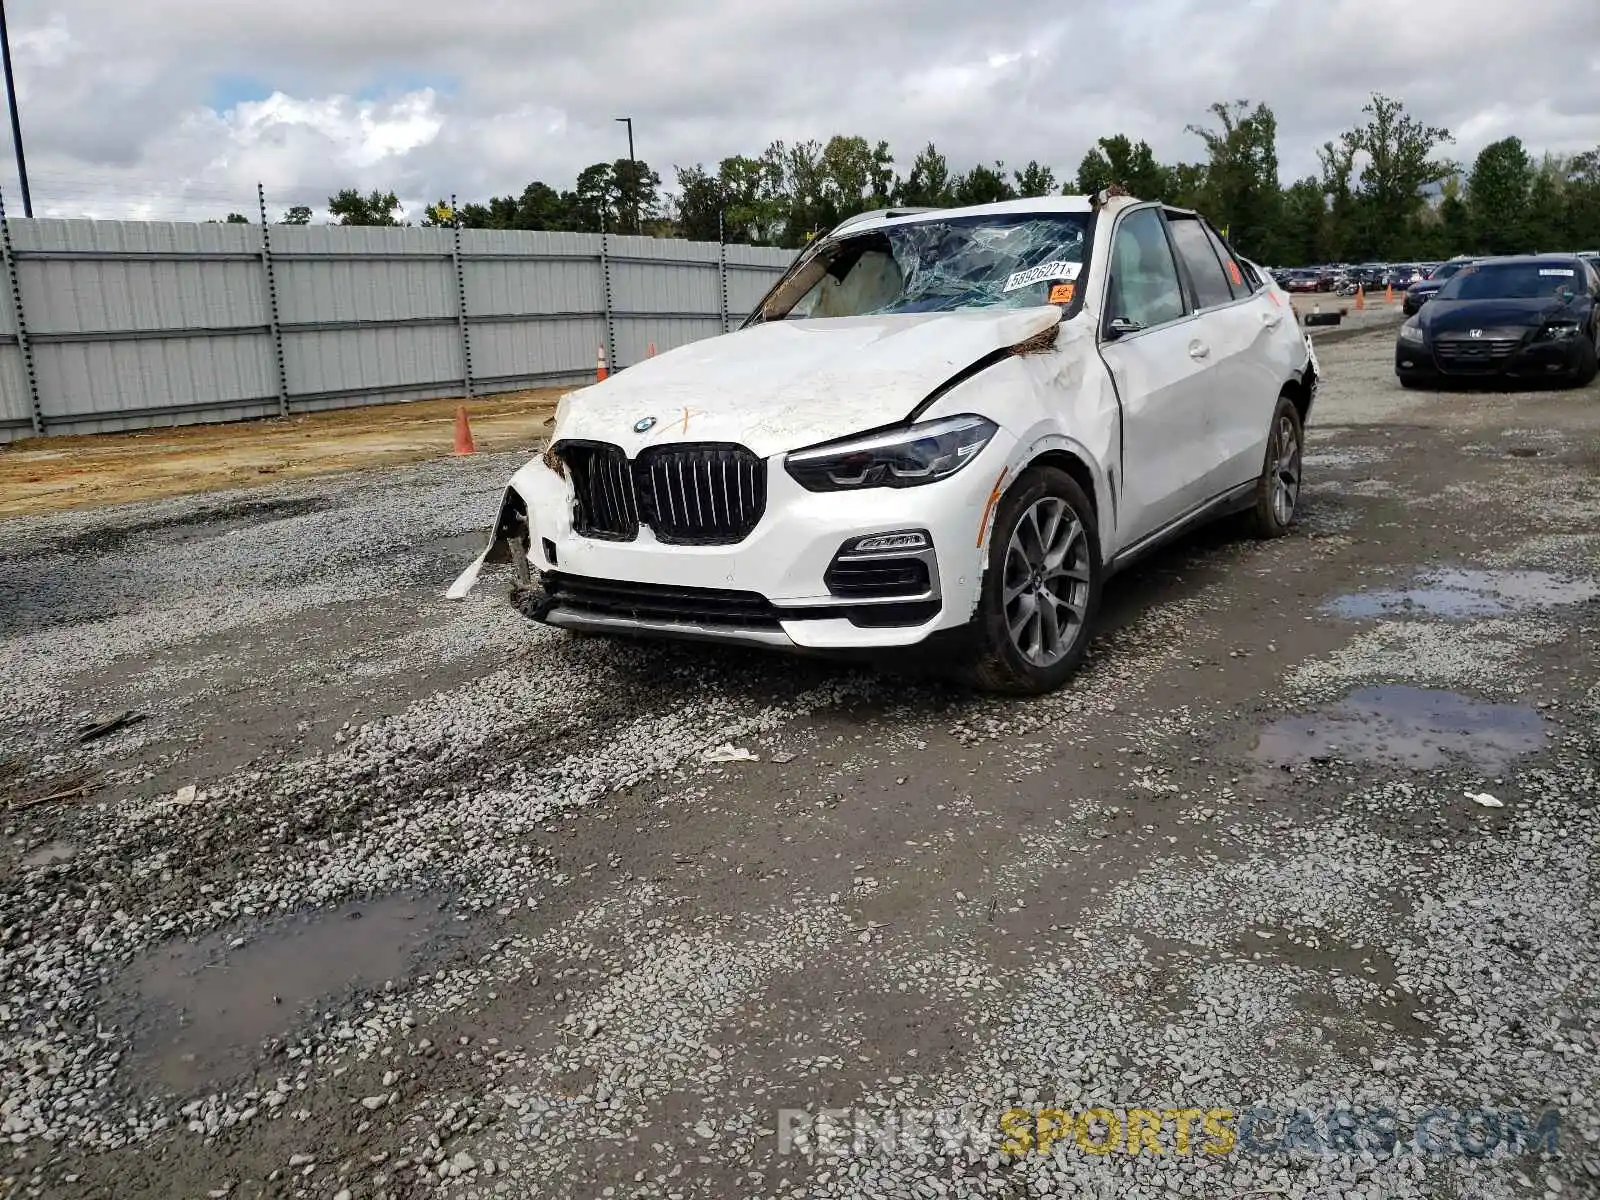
[443,487,531,600]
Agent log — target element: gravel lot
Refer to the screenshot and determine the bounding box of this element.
[3,326,1599,1199]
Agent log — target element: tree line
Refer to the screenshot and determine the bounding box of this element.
[244,93,1600,267]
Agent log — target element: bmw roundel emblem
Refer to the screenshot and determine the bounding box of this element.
[633,415,657,433]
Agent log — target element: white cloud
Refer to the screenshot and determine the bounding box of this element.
[1,0,1596,221]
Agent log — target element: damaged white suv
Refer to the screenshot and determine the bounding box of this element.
[450,191,1318,694]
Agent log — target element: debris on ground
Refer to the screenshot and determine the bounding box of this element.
[76,710,146,744]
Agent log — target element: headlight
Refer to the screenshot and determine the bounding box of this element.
[1398,323,1425,345]
[1538,323,1579,341]
[785,414,998,492]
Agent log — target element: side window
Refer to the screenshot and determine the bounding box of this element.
[1167,215,1236,308]
[1206,224,1255,292]
[1108,209,1186,330]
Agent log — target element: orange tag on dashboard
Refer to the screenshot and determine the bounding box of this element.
[1048,282,1075,304]
[1227,261,1243,286]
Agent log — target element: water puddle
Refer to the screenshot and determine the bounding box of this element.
[1254,686,1545,771]
[21,840,76,868]
[1327,568,1599,620]
[114,893,466,1093]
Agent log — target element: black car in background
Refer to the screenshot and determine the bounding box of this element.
[1402,259,1475,315]
[1395,254,1600,389]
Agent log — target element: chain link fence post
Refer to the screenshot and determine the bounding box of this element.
[0,183,43,436]
[449,193,473,400]
[718,208,730,334]
[257,183,290,418]
[599,207,617,373]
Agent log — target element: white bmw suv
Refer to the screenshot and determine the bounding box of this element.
[450,191,1318,694]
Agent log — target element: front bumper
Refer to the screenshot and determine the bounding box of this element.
[492,433,1015,651]
[1395,334,1588,382]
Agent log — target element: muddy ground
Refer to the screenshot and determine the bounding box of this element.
[2,324,1598,1199]
[0,389,562,520]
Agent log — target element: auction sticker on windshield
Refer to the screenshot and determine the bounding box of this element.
[1048,282,1075,304]
[1003,261,1082,292]
[1540,268,1575,276]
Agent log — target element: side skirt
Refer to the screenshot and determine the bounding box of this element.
[1104,481,1257,579]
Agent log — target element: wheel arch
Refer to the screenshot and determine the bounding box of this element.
[1283,364,1316,427]
[1001,433,1112,552]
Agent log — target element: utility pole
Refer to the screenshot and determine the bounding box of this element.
[0,0,31,217]
[615,116,635,234]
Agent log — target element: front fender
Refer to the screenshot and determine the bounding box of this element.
[916,337,1120,557]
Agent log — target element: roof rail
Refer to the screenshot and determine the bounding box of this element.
[830,206,944,233]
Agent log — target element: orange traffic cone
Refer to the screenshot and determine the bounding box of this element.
[596,346,609,382]
[1385,283,1395,305]
[1354,285,1365,310]
[452,405,476,456]
[647,341,657,357]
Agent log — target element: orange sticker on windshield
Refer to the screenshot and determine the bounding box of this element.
[1227,261,1243,286]
[1048,282,1075,304]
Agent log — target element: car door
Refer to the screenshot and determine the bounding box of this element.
[1164,213,1291,498]
[1096,205,1211,545]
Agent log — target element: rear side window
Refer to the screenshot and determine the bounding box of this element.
[1166,216,1236,308]
[1204,224,1254,293]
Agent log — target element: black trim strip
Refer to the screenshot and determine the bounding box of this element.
[1106,481,1257,577]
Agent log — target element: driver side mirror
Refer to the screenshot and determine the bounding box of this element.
[1106,316,1144,339]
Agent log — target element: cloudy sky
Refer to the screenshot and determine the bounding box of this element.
[4,0,1598,222]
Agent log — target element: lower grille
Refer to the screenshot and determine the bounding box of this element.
[638,445,765,544]
[561,442,637,540]
[1433,338,1519,373]
[542,572,781,630]
[824,557,932,598]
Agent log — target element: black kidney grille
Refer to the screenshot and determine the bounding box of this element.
[556,441,765,545]
[637,445,766,545]
[560,442,638,540]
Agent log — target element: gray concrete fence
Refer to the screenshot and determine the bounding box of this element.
[0,216,796,443]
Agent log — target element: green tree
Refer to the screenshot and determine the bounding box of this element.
[719,154,785,243]
[950,162,1016,207]
[328,188,402,226]
[673,164,725,242]
[1012,160,1057,198]
[224,212,250,224]
[279,205,311,225]
[1187,101,1282,259]
[1466,137,1532,254]
[1344,93,1453,258]
[819,135,895,222]
[1278,177,1327,266]
[1564,148,1600,250]
[1074,135,1168,200]
[897,142,952,208]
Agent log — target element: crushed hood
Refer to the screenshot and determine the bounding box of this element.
[552,307,1064,458]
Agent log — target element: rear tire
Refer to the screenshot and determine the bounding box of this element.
[1248,396,1303,539]
[960,466,1101,696]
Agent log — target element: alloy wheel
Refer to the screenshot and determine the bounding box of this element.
[1003,497,1092,668]
[1272,414,1301,526]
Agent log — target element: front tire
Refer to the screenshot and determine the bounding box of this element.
[1248,396,1303,539]
[1570,335,1599,388]
[961,466,1101,695]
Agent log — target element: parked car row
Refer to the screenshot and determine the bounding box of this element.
[1268,261,1440,295]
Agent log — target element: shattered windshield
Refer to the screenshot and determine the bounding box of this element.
[758,213,1089,320]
